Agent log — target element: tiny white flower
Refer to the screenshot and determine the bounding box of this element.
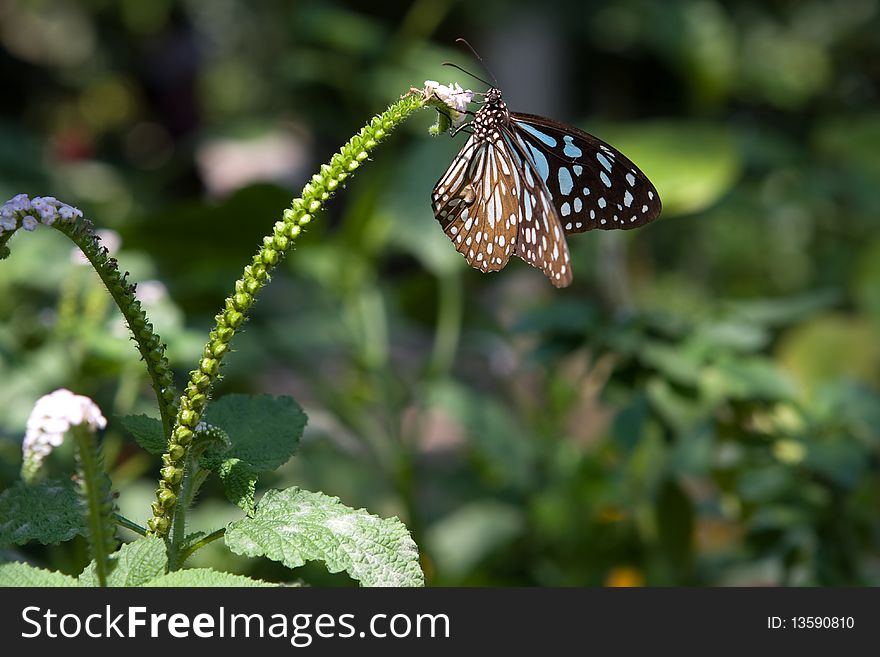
[424,80,474,128]
[22,215,38,231]
[425,80,474,113]
[21,389,107,481]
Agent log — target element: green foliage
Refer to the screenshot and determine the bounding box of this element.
[120,414,166,455]
[204,394,306,472]
[79,537,167,587]
[143,569,273,587]
[0,562,80,587]
[0,480,85,545]
[1,0,879,588]
[225,488,424,587]
[0,552,271,587]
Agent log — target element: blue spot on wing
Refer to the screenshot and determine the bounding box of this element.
[558,167,573,195]
[524,141,550,182]
[563,136,582,158]
[517,122,558,148]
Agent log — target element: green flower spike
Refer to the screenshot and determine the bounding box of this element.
[148,90,440,551]
[0,195,178,438]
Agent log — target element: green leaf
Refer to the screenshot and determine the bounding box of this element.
[0,479,85,545]
[425,500,524,580]
[205,394,306,471]
[143,568,274,587]
[727,290,839,328]
[215,458,258,514]
[691,320,769,353]
[225,488,424,587]
[645,377,713,432]
[638,340,704,387]
[120,414,166,455]
[202,395,306,512]
[79,537,168,587]
[707,357,797,401]
[0,562,80,587]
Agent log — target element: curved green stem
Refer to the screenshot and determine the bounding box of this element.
[177,527,226,564]
[147,91,429,549]
[52,221,178,437]
[113,514,147,537]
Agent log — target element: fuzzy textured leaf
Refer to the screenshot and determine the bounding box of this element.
[143,568,274,587]
[120,414,166,455]
[0,562,80,587]
[79,537,167,587]
[214,458,258,514]
[205,394,306,471]
[225,488,424,587]
[0,479,85,545]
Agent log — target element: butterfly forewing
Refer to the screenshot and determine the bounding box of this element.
[510,113,661,233]
[432,134,520,272]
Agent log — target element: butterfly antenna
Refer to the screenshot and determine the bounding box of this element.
[455,37,499,87]
[441,61,493,88]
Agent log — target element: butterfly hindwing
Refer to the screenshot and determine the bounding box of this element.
[432,134,519,272]
[502,131,572,288]
[510,112,661,234]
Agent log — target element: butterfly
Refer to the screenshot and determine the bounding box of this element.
[431,85,661,288]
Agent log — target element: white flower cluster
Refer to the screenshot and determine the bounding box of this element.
[0,193,83,236]
[21,388,107,481]
[424,80,474,127]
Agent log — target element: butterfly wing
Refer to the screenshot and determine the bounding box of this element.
[511,112,661,233]
[432,134,520,272]
[501,130,572,288]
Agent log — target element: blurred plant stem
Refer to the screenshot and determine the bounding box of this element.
[597,232,633,315]
[427,271,464,379]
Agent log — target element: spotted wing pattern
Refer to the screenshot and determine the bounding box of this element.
[431,133,520,272]
[502,131,572,287]
[511,112,661,233]
[430,86,661,288]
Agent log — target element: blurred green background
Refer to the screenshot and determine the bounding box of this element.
[2,0,880,586]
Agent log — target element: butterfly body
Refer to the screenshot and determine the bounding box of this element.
[431,86,661,287]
